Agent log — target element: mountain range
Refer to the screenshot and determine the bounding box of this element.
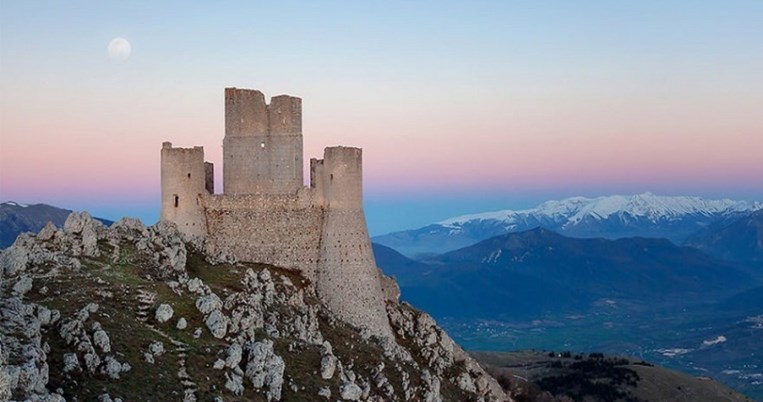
[373,193,763,258]
[372,205,763,399]
[374,228,754,321]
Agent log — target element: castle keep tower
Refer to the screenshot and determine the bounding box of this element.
[223,88,303,195]
[161,88,393,339]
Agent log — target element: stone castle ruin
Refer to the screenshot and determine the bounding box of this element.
[161,88,392,338]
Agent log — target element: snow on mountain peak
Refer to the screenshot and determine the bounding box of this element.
[2,201,29,208]
[438,193,763,228]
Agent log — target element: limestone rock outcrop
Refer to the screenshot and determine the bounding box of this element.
[0,212,513,401]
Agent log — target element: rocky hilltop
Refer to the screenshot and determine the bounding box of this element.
[0,212,509,402]
[0,202,112,249]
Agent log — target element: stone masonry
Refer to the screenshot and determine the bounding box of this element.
[160,88,392,339]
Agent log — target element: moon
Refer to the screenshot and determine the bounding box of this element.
[107,37,131,60]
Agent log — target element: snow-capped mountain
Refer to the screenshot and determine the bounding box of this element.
[372,193,763,258]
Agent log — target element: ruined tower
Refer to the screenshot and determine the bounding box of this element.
[223,88,303,195]
[317,147,392,338]
[160,143,210,238]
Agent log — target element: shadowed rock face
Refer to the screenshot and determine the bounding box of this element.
[0,211,511,402]
[686,209,763,265]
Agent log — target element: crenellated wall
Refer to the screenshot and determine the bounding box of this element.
[161,88,393,339]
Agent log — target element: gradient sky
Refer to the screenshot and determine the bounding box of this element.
[1,1,762,235]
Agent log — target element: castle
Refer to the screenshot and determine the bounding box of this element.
[160,88,393,338]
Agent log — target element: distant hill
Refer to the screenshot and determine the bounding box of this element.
[472,350,753,402]
[373,193,762,258]
[0,202,113,248]
[371,243,432,286]
[373,228,753,320]
[686,209,763,267]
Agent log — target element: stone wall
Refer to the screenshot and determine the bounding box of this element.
[204,162,214,194]
[318,208,392,338]
[202,191,323,280]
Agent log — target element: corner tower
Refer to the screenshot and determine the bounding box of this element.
[317,147,393,338]
[223,88,303,195]
[160,142,209,238]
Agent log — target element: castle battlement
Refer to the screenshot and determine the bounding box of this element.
[161,88,392,339]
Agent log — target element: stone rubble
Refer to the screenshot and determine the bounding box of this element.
[319,341,337,380]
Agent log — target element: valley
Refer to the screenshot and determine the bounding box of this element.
[447,305,763,399]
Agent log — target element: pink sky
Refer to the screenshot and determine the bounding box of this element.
[1,1,762,233]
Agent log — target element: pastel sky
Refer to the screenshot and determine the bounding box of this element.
[1,1,762,235]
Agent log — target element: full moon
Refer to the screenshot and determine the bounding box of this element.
[107,37,131,60]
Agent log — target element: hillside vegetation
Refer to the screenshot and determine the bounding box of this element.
[0,213,507,402]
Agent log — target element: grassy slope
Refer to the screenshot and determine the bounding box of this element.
[18,238,475,402]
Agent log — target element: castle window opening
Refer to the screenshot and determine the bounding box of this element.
[174,195,179,207]
[260,142,265,148]
[187,173,191,178]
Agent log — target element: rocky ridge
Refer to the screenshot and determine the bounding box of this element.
[0,212,510,401]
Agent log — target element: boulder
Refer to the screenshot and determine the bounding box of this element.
[320,341,337,380]
[12,275,33,296]
[195,294,223,315]
[226,343,243,368]
[64,212,103,257]
[205,309,229,339]
[103,356,124,379]
[37,222,58,241]
[245,340,285,401]
[340,382,363,401]
[318,386,331,399]
[155,303,174,323]
[111,217,147,235]
[63,353,80,373]
[93,329,111,353]
[148,341,165,356]
[225,372,245,396]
